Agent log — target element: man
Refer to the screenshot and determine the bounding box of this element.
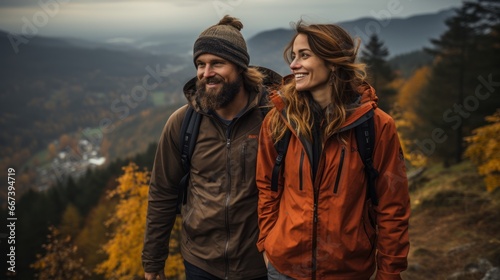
[142,15,281,280]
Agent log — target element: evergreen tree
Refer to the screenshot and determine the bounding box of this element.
[416,0,500,165]
[361,33,395,111]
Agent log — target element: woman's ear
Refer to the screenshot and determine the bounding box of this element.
[327,63,335,72]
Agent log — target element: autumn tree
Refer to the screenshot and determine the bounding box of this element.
[394,66,432,167]
[48,142,57,159]
[31,226,91,280]
[74,200,115,275]
[96,163,184,279]
[59,134,71,149]
[465,110,500,192]
[361,33,395,111]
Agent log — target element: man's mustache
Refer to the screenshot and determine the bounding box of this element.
[199,76,224,86]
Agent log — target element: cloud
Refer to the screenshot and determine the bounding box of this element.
[0,0,464,42]
[0,0,207,8]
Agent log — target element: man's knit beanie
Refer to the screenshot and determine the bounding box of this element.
[193,15,249,70]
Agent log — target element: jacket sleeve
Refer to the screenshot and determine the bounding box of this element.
[372,112,410,280]
[256,113,284,252]
[142,106,186,273]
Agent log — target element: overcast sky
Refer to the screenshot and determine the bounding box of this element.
[0,0,464,42]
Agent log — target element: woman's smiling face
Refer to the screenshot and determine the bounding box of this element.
[289,33,332,97]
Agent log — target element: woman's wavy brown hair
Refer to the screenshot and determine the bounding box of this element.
[269,20,367,143]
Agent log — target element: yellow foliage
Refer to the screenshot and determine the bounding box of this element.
[96,162,184,279]
[465,110,500,192]
[392,103,428,168]
[75,201,114,270]
[397,66,430,125]
[391,66,432,168]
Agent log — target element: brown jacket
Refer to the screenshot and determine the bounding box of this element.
[256,84,410,280]
[142,67,281,279]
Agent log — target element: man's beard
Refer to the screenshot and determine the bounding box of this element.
[196,75,242,111]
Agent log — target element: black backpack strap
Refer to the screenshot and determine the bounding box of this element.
[271,129,292,192]
[355,112,379,206]
[177,106,202,213]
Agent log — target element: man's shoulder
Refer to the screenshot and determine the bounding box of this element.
[166,104,190,126]
[159,104,191,141]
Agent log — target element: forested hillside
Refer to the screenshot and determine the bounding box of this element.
[0,31,190,198]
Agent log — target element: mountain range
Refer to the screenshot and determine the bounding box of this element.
[247,8,455,74]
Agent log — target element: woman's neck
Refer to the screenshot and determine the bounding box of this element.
[310,88,332,109]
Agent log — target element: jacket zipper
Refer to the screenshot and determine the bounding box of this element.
[312,139,327,279]
[299,150,304,191]
[211,107,254,279]
[312,186,319,280]
[224,131,232,279]
[333,147,345,194]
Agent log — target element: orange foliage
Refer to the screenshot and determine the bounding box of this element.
[59,134,71,149]
[48,143,57,159]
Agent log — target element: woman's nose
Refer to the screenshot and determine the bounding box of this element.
[290,58,301,70]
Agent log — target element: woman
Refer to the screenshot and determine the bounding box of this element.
[256,21,410,280]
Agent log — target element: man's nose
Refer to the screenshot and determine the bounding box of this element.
[202,66,215,78]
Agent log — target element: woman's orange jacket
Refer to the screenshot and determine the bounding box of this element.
[256,85,410,280]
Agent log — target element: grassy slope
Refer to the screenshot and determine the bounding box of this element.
[403,161,500,279]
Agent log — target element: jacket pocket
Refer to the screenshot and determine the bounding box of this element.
[333,147,345,194]
[241,138,257,184]
[362,201,377,250]
[241,141,247,184]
